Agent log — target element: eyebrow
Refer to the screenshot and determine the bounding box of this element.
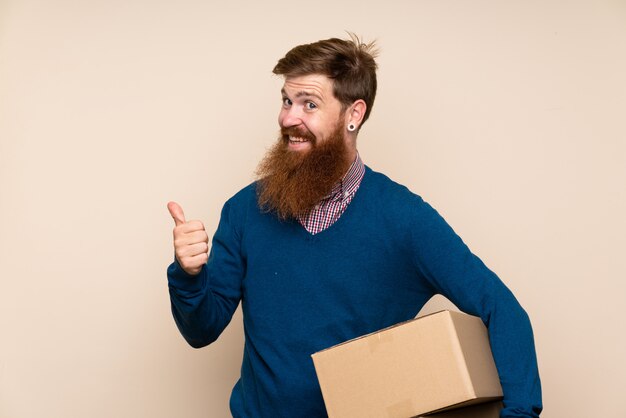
[281,88,324,102]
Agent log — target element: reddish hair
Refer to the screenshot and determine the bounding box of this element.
[273,34,379,125]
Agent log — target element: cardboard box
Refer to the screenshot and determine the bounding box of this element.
[311,310,503,418]
[420,401,503,418]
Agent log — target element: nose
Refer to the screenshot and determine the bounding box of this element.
[279,106,302,128]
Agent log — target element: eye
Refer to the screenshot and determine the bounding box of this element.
[305,101,317,110]
[282,97,292,107]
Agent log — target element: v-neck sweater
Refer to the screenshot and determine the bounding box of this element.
[167,166,542,418]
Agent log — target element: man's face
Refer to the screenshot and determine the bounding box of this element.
[278,74,347,153]
[255,73,354,220]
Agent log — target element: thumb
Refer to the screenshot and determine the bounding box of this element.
[167,201,186,226]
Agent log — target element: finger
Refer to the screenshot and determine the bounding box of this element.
[174,223,207,240]
[180,220,206,233]
[167,201,186,226]
[174,238,207,253]
[177,242,209,258]
[178,252,209,276]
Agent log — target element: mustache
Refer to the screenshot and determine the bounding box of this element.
[280,126,316,143]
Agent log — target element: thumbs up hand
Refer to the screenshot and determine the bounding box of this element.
[167,201,209,276]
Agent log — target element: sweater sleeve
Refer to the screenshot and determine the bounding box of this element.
[408,197,543,418]
[167,198,245,348]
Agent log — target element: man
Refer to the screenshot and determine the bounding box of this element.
[167,35,542,417]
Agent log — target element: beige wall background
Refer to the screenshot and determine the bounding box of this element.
[1,0,624,417]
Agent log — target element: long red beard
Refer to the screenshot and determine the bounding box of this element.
[256,122,351,220]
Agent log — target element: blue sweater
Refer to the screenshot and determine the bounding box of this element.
[167,166,542,417]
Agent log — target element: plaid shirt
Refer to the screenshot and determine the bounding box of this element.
[297,154,365,235]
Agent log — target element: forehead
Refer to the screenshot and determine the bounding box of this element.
[281,74,335,100]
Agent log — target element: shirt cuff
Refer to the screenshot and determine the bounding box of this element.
[167,258,206,292]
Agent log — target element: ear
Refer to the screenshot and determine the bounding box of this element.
[345,99,367,132]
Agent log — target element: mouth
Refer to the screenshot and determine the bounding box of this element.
[281,127,315,150]
[288,136,310,144]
